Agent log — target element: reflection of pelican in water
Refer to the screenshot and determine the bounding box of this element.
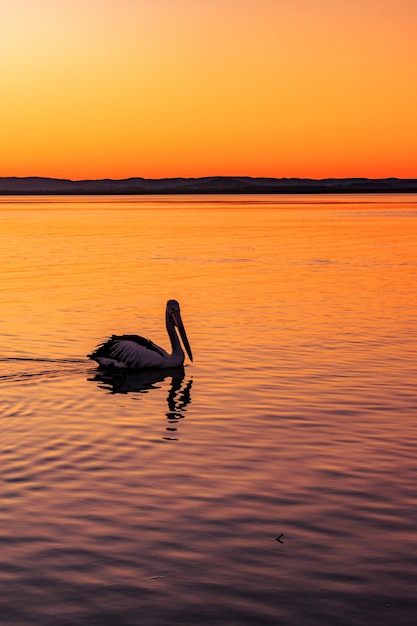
[89,366,192,440]
[88,300,192,369]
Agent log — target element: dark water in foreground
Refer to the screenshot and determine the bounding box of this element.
[1,194,417,625]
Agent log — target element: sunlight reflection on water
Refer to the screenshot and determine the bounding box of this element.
[1,194,417,625]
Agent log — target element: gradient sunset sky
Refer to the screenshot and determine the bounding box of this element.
[1,0,416,180]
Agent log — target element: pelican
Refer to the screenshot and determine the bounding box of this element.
[88,300,193,369]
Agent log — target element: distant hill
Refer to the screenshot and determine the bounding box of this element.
[1,176,417,195]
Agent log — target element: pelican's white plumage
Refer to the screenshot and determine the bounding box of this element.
[88,300,193,369]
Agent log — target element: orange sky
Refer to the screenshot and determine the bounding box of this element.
[1,0,416,180]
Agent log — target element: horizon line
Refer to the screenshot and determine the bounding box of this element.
[1,174,417,183]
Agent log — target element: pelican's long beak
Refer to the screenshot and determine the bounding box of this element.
[172,311,193,362]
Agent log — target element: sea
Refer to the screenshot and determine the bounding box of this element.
[1,194,416,625]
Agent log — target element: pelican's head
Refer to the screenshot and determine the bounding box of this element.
[166,300,193,362]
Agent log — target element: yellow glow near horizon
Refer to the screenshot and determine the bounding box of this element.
[1,0,416,179]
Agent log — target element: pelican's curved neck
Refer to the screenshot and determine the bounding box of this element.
[166,310,182,357]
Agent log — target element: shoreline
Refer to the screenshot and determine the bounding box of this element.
[1,176,417,196]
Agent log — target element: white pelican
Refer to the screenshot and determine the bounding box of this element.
[88,300,193,369]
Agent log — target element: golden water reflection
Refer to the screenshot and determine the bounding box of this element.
[1,194,417,626]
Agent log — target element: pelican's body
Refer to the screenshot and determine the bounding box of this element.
[88,300,193,369]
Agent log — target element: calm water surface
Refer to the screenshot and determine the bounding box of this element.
[1,194,417,625]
